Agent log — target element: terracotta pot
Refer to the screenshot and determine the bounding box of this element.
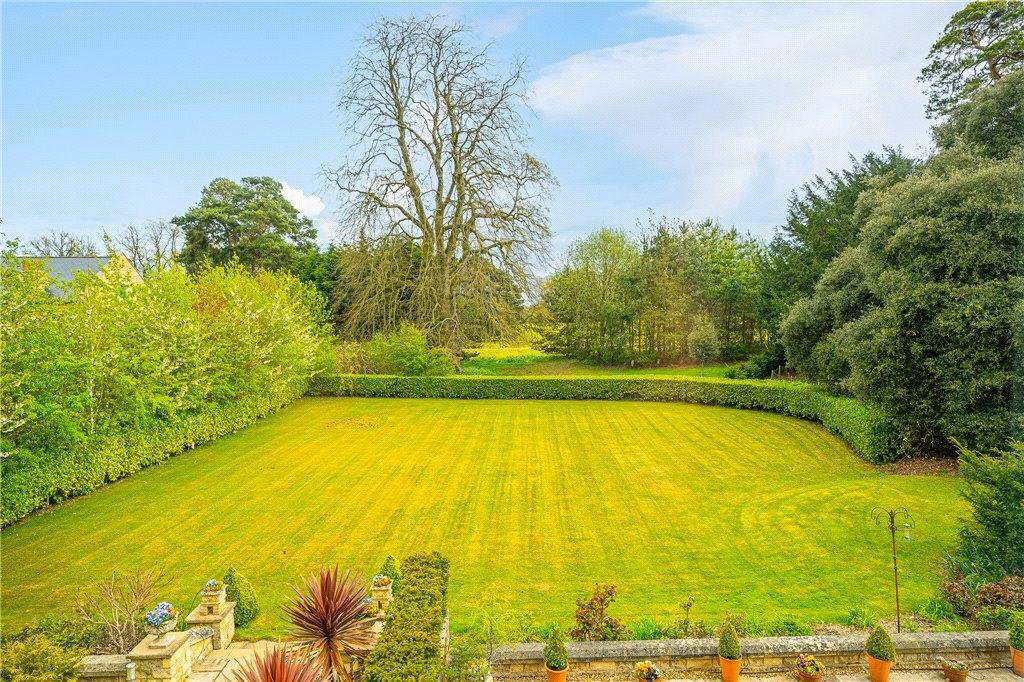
[798,671,822,682]
[545,665,567,682]
[719,655,741,682]
[1012,646,1024,678]
[942,665,968,682]
[867,654,892,682]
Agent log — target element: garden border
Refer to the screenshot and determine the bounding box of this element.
[489,630,1011,679]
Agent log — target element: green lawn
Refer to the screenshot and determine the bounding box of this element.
[460,347,737,377]
[1,398,961,639]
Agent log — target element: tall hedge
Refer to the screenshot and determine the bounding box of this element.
[1,257,333,526]
[307,374,899,463]
[362,551,450,682]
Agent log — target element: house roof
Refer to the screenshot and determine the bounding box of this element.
[18,254,141,297]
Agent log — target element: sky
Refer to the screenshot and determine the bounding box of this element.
[3,1,959,257]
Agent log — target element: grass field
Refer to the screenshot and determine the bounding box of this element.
[461,347,737,377]
[1,398,961,639]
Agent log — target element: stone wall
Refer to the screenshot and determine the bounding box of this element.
[490,631,1012,680]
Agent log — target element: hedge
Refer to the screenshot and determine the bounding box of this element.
[0,386,301,526]
[307,374,900,463]
[362,551,450,682]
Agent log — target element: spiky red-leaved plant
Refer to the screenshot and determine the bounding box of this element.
[230,646,326,682]
[283,566,373,681]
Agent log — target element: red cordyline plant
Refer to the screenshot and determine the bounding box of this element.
[283,566,374,682]
[231,647,326,682]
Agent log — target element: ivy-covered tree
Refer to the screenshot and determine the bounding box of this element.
[920,0,1024,118]
[174,177,316,275]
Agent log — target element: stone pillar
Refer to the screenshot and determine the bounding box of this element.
[371,580,393,614]
[128,631,199,682]
[185,590,236,650]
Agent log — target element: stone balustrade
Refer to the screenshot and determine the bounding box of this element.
[489,630,1013,680]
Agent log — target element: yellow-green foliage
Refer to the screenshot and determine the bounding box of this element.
[224,567,259,627]
[717,622,741,660]
[1,398,961,637]
[0,634,83,681]
[306,374,898,463]
[865,626,895,661]
[363,552,449,682]
[0,257,332,525]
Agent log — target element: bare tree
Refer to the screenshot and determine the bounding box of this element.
[109,220,182,275]
[326,17,555,355]
[26,230,99,257]
[76,570,170,654]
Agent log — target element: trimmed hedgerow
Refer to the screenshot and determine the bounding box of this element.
[362,551,450,682]
[306,374,899,463]
[1,386,301,526]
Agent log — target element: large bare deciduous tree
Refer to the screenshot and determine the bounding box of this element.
[327,17,555,355]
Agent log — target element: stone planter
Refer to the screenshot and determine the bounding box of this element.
[145,616,178,648]
[201,587,226,605]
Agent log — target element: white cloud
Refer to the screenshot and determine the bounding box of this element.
[281,181,325,218]
[478,8,532,39]
[530,2,957,233]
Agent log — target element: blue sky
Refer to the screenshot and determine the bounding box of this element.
[3,2,959,255]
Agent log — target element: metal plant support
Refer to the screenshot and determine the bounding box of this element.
[871,507,914,633]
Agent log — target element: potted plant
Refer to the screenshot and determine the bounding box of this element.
[634,660,661,681]
[144,602,179,647]
[939,658,968,682]
[543,627,568,682]
[202,578,226,602]
[1011,612,1024,678]
[796,653,825,682]
[718,622,742,682]
[865,625,895,682]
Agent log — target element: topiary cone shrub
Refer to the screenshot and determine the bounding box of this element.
[717,622,741,682]
[865,626,895,682]
[224,567,260,628]
[543,626,568,680]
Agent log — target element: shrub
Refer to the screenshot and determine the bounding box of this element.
[0,634,83,682]
[543,627,568,671]
[570,584,626,641]
[305,374,899,463]
[363,323,456,376]
[76,570,168,654]
[8,616,98,650]
[629,617,670,640]
[975,605,1013,628]
[717,622,741,660]
[865,626,895,662]
[957,443,1024,576]
[283,567,373,679]
[362,552,450,682]
[224,568,260,628]
[378,555,402,595]
[845,606,876,629]
[1010,612,1024,651]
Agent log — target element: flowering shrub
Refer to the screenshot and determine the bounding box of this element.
[634,660,661,681]
[204,579,224,591]
[570,584,626,641]
[372,575,393,588]
[144,602,177,627]
[796,653,825,676]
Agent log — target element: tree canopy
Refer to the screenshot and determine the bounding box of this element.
[920,0,1024,117]
[328,17,554,355]
[174,176,316,274]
